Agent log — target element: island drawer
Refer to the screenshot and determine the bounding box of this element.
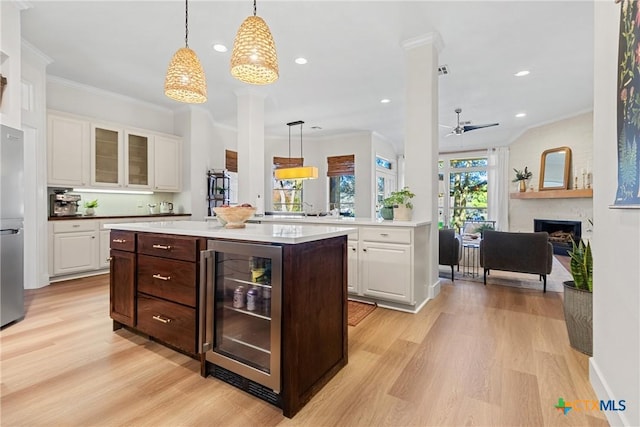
[360,227,411,244]
[137,254,196,307]
[136,293,196,353]
[137,233,197,261]
[110,230,136,252]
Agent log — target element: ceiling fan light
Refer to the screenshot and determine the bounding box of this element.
[164,47,208,103]
[231,15,279,85]
[274,166,318,180]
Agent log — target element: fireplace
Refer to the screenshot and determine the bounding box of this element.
[533,219,581,256]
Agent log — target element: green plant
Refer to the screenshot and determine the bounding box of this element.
[568,238,593,292]
[474,222,495,235]
[383,187,415,209]
[83,199,99,209]
[512,167,532,182]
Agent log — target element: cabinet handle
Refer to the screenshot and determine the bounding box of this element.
[152,315,172,324]
[91,236,95,239]
[380,233,389,236]
[363,248,367,252]
[72,224,80,228]
[112,238,126,243]
[152,244,172,250]
[351,247,356,252]
[153,274,171,281]
[106,257,113,262]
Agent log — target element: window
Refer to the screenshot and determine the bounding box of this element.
[327,155,355,216]
[439,155,488,230]
[273,156,304,212]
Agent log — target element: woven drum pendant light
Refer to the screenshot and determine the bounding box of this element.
[164,0,207,103]
[274,121,318,180]
[230,0,279,85]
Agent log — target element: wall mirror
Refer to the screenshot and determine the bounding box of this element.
[539,146,572,190]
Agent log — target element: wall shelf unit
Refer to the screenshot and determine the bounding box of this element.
[510,189,593,199]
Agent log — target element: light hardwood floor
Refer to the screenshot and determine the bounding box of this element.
[1,274,608,426]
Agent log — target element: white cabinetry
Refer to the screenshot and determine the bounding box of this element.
[90,123,123,187]
[47,114,90,187]
[47,111,183,192]
[51,220,99,275]
[359,227,413,304]
[153,135,182,191]
[347,239,359,294]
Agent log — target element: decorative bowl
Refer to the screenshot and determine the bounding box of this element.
[213,206,256,229]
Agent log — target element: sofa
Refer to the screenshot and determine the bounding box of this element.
[439,229,462,281]
[479,230,553,292]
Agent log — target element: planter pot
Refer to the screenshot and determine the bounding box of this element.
[393,205,412,221]
[85,207,95,216]
[518,180,527,192]
[563,280,593,356]
[380,206,394,220]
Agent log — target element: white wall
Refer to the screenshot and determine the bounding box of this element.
[264,131,378,216]
[0,1,22,128]
[509,112,594,238]
[591,2,640,426]
[47,78,175,134]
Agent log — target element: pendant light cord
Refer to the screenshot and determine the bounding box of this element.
[288,125,292,165]
[253,0,257,16]
[299,122,304,160]
[184,0,189,48]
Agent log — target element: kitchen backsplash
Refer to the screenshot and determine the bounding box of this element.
[48,189,176,216]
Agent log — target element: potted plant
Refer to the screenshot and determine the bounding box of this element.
[474,222,495,237]
[563,238,593,356]
[512,167,532,192]
[380,198,395,220]
[387,187,415,221]
[84,199,99,216]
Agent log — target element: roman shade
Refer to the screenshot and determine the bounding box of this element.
[327,155,355,177]
[273,156,303,170]
[225,150,238,173]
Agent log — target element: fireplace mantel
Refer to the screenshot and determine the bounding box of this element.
[510,189,593,199]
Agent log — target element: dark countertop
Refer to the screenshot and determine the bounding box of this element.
[48,213,192,221]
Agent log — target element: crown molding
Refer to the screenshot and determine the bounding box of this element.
[47,75,173,114]
[402,32,444,52]
[12,0,32,11]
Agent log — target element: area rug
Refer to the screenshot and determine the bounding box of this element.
[348,300,377,326]
[438,256,572,293]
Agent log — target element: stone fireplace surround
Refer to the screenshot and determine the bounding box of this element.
[534,219,582,256]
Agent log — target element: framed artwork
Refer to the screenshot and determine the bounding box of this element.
[614,0,640,207]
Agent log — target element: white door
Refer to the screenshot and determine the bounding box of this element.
[154,136,182,192]
[47,115,90,187]
[53,232,98,275]
[361,242,412,303]
[347,240,359,294]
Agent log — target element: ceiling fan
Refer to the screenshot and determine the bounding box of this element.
[444,108,499,137]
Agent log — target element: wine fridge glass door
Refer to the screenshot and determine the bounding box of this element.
[202,240,282,392]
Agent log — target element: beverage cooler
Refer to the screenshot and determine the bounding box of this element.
[200,240,282,394]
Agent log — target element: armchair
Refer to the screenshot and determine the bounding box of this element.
[439,229,462,281]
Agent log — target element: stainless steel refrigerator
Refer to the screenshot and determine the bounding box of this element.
[1,125,24,327]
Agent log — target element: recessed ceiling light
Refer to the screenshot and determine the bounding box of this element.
[213,44,228,53]
[380,99,391,104]
[514,70,530,77]
[295,57,308,65]
[515,112,527,118]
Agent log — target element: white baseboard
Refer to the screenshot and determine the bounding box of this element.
[589,357,632,426]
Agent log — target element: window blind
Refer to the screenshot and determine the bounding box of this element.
[327,154,355,177]
[225,150,238,173]
[273,156,303,169]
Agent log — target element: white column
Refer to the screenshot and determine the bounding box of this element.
[402,32,443,299]
[235,88,266,206]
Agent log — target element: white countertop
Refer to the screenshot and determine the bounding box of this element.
[104,220,355,244]
[206,215,430,228]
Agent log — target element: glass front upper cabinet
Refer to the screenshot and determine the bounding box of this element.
[91,124,122,186]
[125,131,152,189]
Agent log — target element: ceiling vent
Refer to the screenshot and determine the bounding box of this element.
[438,65,450,76]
